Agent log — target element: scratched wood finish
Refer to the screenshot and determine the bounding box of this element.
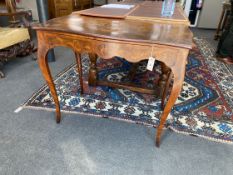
[34,7,192,147]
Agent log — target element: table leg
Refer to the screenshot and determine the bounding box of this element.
[75,52,84,94]
[159,62,171,109]
[161,70,172,110]
[88,53,98,86]
[156,60,186,147]
[37,47,61,123]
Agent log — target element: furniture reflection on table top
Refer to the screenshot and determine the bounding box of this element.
[33,1,193,147]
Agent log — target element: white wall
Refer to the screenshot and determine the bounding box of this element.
[17,0,39,20]
[197,0,224,28]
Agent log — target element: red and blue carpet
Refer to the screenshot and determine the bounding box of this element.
[23,38,233,144]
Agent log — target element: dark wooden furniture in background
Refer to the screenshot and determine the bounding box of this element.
[0,0,35,78]
[215,1,231,40]
[92,0,108,6]
[48,0,92,18]
[33,1,193,147]
[0,0,5,7]
[74,0,92,10]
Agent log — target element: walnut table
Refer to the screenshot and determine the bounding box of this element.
[33,3,193,147]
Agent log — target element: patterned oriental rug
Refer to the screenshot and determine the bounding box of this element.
[23,38,233,144]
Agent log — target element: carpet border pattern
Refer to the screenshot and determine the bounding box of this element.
[22,38,233,144]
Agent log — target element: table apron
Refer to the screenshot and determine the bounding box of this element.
[37,31,188,71]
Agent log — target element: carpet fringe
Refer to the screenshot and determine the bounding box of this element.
[14,106,24,113]
[21,105,233,145]
[21,105,158,128]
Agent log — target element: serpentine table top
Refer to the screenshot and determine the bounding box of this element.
[33,1,193,147]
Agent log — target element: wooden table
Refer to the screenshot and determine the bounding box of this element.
[33,1,193,147]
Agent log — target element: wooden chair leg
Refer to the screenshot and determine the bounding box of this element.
[30,44,37,60]
[31,52,37,60]
[0,71,5,78]
[0,61,5,78]
[30,42,37,60]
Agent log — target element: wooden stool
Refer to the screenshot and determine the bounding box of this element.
[128,61,172,109]
[89,57,173,110]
